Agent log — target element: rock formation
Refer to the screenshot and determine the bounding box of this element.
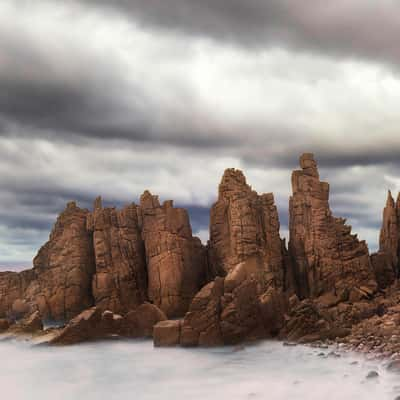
[87,197,147,314]
[0,269,36,319]
[2,152,400,350]
[176,169,290,346]
[50,303,166,345]
[289,153,377,299]
[139,191,207,317]
[0,202,95,321]
[31,202,96,320]
[209,168,292,290]
[371,191,400,288]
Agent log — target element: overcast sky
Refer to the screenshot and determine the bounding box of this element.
[1,0,400,268]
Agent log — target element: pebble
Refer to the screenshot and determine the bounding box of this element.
[366,371,379,379]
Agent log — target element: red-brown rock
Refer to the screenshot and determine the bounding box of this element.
[0,270,36,319]
[32,202,96,320]
[209,169,289,292]
[0,318,10,332]
[371,191,400,288]
[119,303,167,338]
[87,197,147,314]
[0,202,96,321]
[50,307,102,345]
[288,153,377,299]
[139,191,208,317]
[153,320,182,346]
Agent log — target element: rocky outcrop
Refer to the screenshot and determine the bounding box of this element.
[31,202,96,320]
[87,197,147,314]
[0,270,36,319]
[50,307,103,345]
[51,303,166,345]
[176,168,291,347]
[18,311,43,333]
[139,191,207,318]
[0,202,96,321]
[289,153,377,299]
[371,191,400,288]
[208,169,290,291]
[179,260,288,346]
[3,152,400,350]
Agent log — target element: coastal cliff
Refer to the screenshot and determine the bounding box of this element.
[1,153,399,353]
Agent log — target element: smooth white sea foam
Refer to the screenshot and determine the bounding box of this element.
[0,339,399,400]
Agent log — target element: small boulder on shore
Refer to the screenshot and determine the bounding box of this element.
[50,303,167,345]
[153,320,182,347]
[0,318,10,332]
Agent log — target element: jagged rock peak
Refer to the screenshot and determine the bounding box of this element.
[140,190,161,210]
[396,192,400,208]
[93,196,103,210]
[299,152,319,178]
[209,167,291,292]
[289,153,376,299]
[372,189,400,288]
[218,168,253,199]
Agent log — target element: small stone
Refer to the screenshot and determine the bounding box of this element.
[366,371,379,379]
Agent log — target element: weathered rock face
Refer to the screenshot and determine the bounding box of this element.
[50,307,103,345]
[371,191,400,288]
[0,270,36,319]
[51,303,167,345]
[32,202,96,320]
[176,169,291,347]
[87,197,147,314]
[289,153,377,299]
[178,259,288,347]
[0,202,96,321]
[139,191,207,318]
[209,168,290,292]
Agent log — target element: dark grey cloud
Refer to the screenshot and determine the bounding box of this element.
[82,0,400,67]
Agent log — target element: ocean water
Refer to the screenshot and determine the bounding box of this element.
[0,338,399,400]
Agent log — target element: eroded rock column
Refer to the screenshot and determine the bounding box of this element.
[139,191,207,318]
[87,197,147,314]
[288,153,377,299]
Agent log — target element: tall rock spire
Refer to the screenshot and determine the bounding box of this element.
[139,191,208,318]
[289,153,377,299]
[371,190,400,288]
[179,168,292,346]
[86,199,148,314]
[208,168,292,291]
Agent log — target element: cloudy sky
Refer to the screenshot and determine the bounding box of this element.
[1,0,400,269]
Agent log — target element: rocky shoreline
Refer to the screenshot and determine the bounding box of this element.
[1,153,400,357]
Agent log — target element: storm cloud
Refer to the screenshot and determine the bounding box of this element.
[82,0,400,67]
[1,0,400,267]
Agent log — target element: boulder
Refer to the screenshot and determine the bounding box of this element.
[0,318,10,332]
[153,320,182,346]
[19,311,43,333]
[50,307,102,345]
[119,303,167,338]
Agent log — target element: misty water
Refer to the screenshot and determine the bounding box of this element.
[1,338,400,400]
